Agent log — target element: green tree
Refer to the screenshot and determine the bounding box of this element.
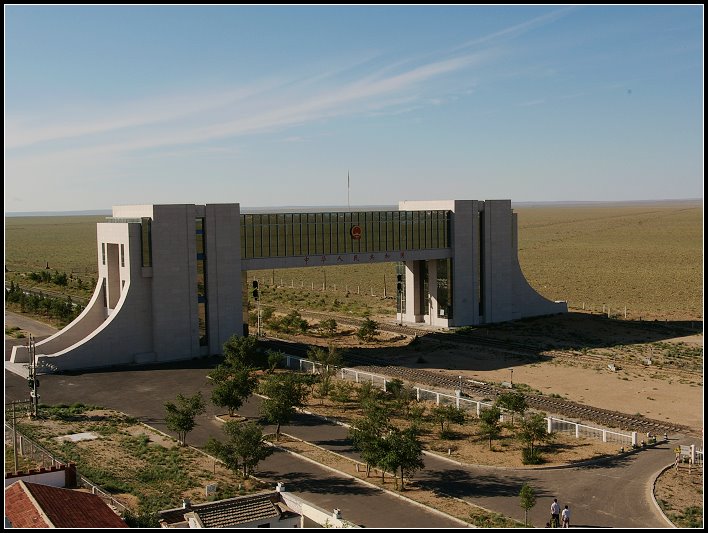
[317,318,338,337]
[356,381,382,404]
[164,392,206,446]
[378,427,425,491]
[52,271,68,286]
[495,392,528,427]
[329,380,354,404]
[479,406,502,450]
[408,404,427,434]
[209,365,257,417]
[259,374,308,440]
[517,413,553,464]
[206,420,273,477]
[271,310,309,335]
[357,318,379,342]
[222,335,266,369]
[430,405,466,438]
[519,483,537,527]
[386,379,415,416]
[266,350,284,373]
[307,345,342,403]
[261,306,275,324]
[307,345,343,371]
[349,402,392,477]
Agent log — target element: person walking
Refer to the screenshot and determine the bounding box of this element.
[550,499,561,528]
[561,505,571,528]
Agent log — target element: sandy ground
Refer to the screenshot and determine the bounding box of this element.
[406,345,704,431]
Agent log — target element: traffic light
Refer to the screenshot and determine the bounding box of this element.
[396,274,403,293]
[252,280,259,301]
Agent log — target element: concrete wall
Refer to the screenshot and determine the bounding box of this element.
[399,199,565,326]
[10,280,107,364]
[278,491,357,528]
[450,200,480,326]
[242,248,450,271]
[205,204,243,354]
[150,205,199,361]
[30,222,155,371]
[510,212,568,318]
[4,468,65,488]
[483,200,514,323]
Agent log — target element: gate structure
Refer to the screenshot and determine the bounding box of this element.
[10,200,566,371]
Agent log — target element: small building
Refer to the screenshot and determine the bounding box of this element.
[158,492,300,528]
[4,480,128,528]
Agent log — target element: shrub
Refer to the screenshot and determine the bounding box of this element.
[522,447,543,465]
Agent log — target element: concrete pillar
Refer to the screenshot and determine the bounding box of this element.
[427,259,438,325]
[602,430,607,443]
[436,393,440,405]
[575,424,580,439]
[483,200,513,323]
[632,432,638,446]
[547,417,553,434]
[404,260,423,323]
[450,200,480,326]
[416,388,420,401]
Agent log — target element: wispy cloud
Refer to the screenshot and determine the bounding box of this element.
[517,99,545,107]
[451,6,577,52]
[6,10,571,162]
[6,82,277,150]
[7,51,491,161]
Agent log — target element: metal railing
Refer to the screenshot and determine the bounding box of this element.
[4,422,128,514]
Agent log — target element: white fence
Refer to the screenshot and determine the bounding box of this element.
[547,417,633,445]
[282,354,636,446]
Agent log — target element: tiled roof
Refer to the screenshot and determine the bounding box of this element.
[5,481,128,528]
[4,482,50,528]
[159,492,285,528]
[197,493,280,528]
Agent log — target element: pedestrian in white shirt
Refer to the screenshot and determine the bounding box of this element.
[550,499,560,527]
[562,505,571,528]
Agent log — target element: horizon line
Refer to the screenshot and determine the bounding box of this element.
[4,197,702,217]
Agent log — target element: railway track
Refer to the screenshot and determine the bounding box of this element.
[264,337,698,437]
[296,308,702,378]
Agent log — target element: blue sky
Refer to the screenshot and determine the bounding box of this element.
[4,5,703,212]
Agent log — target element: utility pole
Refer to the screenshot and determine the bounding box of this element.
[28,335,39,417]
[12,401,18,473]
[253,281,261,337]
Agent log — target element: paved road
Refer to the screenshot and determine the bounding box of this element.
[3,360,460,528]
[4,311,683,528]
[4,311,56,361]
[237,397,676,529]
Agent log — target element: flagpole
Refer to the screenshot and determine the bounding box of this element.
[347,171,350,210]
